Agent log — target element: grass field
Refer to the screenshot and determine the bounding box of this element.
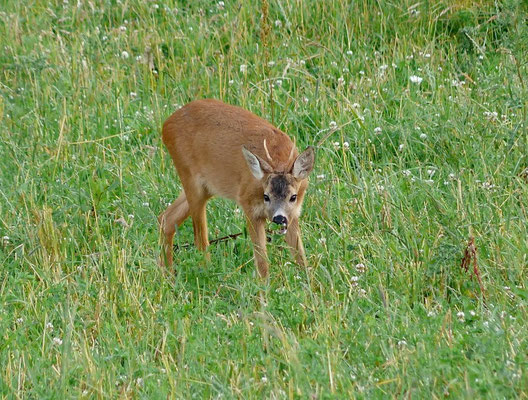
[1,0,528,398]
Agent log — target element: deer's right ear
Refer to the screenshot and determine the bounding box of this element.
[242,147,272,180]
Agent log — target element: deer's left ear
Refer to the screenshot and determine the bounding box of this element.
[291,146,315,179]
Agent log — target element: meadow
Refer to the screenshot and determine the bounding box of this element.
[1,0,527,398]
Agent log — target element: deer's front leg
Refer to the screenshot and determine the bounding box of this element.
[246,216,269,278]
[285,217,307,267]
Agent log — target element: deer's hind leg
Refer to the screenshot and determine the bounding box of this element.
[159,192,190,267]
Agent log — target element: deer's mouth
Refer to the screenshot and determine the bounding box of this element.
[278,223,288,235]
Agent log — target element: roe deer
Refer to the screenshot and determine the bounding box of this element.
[159,99,315,278]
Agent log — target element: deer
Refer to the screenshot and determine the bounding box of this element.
[158,99,315,278]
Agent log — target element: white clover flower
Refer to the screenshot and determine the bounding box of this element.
[136,377,144,386]
[16,317,24,324]
[427,311,435,317]
[316,174,325,180]
[409,75,423,84]
[398,143,405,151]
[448,173,456,180]
[456,311,465,322]
[374,126,382,134]
[483,111,498,120]
[2,235,9,243]
[427,169,435,177]
[218,1,224,8]
[397,340,407,347]
[228,79,234,85]
[329,121,338,129]
[343,141,350,150]
[332,141,340,150]
[469,310,476,317]
[274,20,282,27]
[46,322,54,330]
[424,179,434,184]
[261,376,268,383]
[346,50,353,56]
[424,53,431,58]
[420,133,427,139]
[359,70,365,75]
[352,103,360,108]
[379,64,388,71]
[267,61,275,67]
[402,169,411,177]
[350,276,359,286]
[355,263,366,273]
[53,337,63,345]
[119,25,127,32]
[142,202,149,207]
[130,92,137,99]
[337,76,345,85]
[121,51,129,59]
[275,79,282,86]
[239,64,247,73]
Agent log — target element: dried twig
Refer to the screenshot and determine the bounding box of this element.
[460,236,486,300]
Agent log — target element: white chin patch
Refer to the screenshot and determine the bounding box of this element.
[279,224,288,235]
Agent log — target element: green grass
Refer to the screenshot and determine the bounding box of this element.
[1,0,527,398]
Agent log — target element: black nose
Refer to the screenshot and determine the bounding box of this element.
[272,215,288,225]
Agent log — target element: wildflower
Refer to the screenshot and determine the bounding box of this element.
[402,170,411,177]
[346,50,353,56]
[350,276,359,286]
[119,25,127,32]
[352,103,360,108]
[427,169,435,177]
[121,51,129,59]
[374,127,382,134]
[355,263,366,273]
[379,64,388,71]
[318,237,326,244]
[239,64,247,73]
[469,310,476,317]
[332,141,340,150]
[142,202,150,207]
[357,288,367,296]
[424,53,431,58]
[261,376,268,383]
[275,79,282,87]
[218,1,224,8]
[316,174,325,180]
[274,20,282,27]
[228,79,234,85]
[130,92,137,99]
[420,133,427,139]
[46,322,54,330]
[448,173,456,180]
[427,311,435,317]
[343,141,350,150]
[337,76,345,85]
[136,378,144,386]
[409,75,423,84]
[359,70,365,75]
[483,111,498,120]
[329,121,338,129]
[53,337,63,345]
[16,317,23,324]
[424,179,434,184]
[397,340,407,347]
[2,235,9,243]
[456,311,465,322]
[398,143,404,151]
[267,61,275,67]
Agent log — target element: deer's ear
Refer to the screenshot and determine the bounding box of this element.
[242,147,272,180]
[292,146,315,179]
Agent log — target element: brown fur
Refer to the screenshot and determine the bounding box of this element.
[158,99,314,278]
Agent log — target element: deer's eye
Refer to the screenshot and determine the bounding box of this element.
[290,194,297,202]
[264,194,270,202]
